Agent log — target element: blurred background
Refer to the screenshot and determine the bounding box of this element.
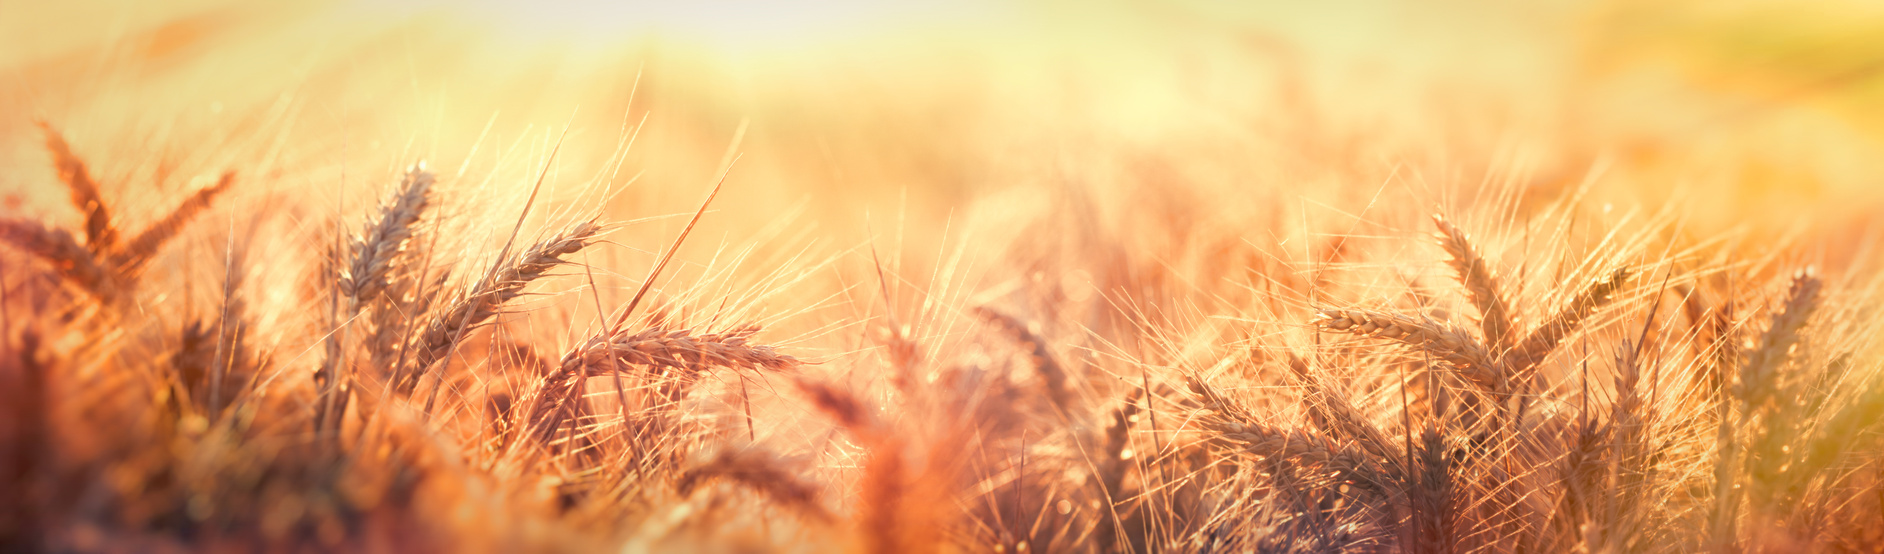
[3,0,1882,280]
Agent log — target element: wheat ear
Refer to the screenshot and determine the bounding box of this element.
[316,166,434,435]
[1188,377,1389,493]
[1432,214,1516,353]
[0,219,119,301]
[677,447,835,523]
[37,122,116,255]
[338,168,433,302]
[1505,267,1631,374]
[972,306,1073,413]
[564,325,800,376]
[396,219,604,393]
[112,171,237,276]
[523,326,798,445]
[1316,308,1502,391]
[1736,268,1823,408]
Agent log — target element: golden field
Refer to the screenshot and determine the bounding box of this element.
[4,0,1884,551]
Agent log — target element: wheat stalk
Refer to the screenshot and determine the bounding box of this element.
[315,166,435,435]
[522,325,799,448]
[1736,268,1823,407]
[564,325,800,376]
[677,447,835,523]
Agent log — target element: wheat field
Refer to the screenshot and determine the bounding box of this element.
[4,1,1884,552]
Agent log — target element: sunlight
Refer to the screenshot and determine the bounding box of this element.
[376,0,1000,50]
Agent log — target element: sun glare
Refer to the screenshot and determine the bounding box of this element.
[375,0,1002,50]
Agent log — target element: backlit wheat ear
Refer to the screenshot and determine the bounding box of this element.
[338,167,434,302]
[1094,389,1141,553]
[112,171,237,277]
[1412,423,1458,552]
[1433,214,1516,353]
[38,122,117,255]
[0,219,120,301]
[1553,417,1612,539]
[1737,268,1823,406]
[1187,377,1390,493]
[396,219,605,393]
[677,447,835,523]
[316,165,434,434]
[523,325,799,446]
[565,325,801,376]
[1507,267,1632,375]
[795,377,874,432]
[789,378,930,554]
[1289,357,1400,462]
[971,306,1072,413]
[1315,308,1502,391]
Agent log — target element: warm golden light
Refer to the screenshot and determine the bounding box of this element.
[4,0,1884,551]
